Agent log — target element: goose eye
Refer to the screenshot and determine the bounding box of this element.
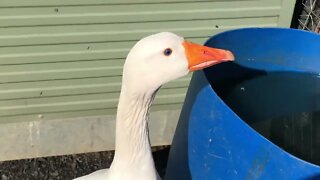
[163,48,173,56]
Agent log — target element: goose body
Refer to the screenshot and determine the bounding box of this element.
[74,32,234,180]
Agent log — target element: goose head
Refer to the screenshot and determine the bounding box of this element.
[123,32,234,93]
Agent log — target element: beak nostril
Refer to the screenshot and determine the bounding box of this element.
[203,50,213,56]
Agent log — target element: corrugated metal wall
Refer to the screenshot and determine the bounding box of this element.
[0,0,296,160]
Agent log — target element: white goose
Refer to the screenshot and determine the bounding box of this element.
[74,32,234,180]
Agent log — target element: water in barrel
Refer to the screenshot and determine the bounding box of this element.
[213,70,320,166]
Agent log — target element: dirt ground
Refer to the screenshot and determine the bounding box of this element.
[0,147,169,180]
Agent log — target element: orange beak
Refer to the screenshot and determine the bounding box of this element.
[183,40,235,71]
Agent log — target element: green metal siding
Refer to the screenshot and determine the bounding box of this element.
[0,0,294,122]
[0,0,296,160]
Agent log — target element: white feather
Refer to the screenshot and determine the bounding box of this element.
[74,32,189,180]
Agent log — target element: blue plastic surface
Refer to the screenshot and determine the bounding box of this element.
[166,28,320,180]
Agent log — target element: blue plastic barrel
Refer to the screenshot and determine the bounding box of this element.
[166,28,320,180]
